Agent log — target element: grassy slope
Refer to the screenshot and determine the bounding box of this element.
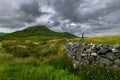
[0,33,7,37]
[0,28,120,80]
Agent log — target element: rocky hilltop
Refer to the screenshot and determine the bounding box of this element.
[65,39,120,68]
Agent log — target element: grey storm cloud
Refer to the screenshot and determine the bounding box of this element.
[0,0,120,36]
[0,0,46,29]
[50,0,83,22]
[50,0,120,23]
[16,0,46,23]
[48,0,120,36]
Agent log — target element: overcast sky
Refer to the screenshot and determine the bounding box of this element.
[0,0,120,36]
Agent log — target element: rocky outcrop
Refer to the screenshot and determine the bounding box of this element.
[65,39,120,68]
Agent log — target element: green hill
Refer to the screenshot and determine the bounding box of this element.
[0,25,77,41]
[0,33,7,36]
[0,26,120,80]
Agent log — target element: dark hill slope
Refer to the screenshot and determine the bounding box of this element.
[0,25,77,41]
[0,33,7,37]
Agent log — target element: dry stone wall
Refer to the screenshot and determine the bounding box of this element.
[65,39,120,68]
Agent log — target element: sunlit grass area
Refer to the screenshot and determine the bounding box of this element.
[73,36,120,45]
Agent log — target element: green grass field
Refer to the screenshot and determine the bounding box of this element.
[0,36,120,80]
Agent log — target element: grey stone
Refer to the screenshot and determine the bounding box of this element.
[106,52,116,60]
[80,59,89,66]
[112,48,119,53]
[99,49,111,54]
[114,52,120,58]
[81,53,88,57]
[91,44,96,49]
[85,49,92,53]
[100,54,106,58]
[91,53,97,56]
[116,46,120,51]
[114,59,120,66]
[88,56,96,64]
[99,58,113,67]
[72,59,80,68]
[103,44,109,49]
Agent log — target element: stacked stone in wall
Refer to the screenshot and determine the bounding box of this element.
[65,39,120,68]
